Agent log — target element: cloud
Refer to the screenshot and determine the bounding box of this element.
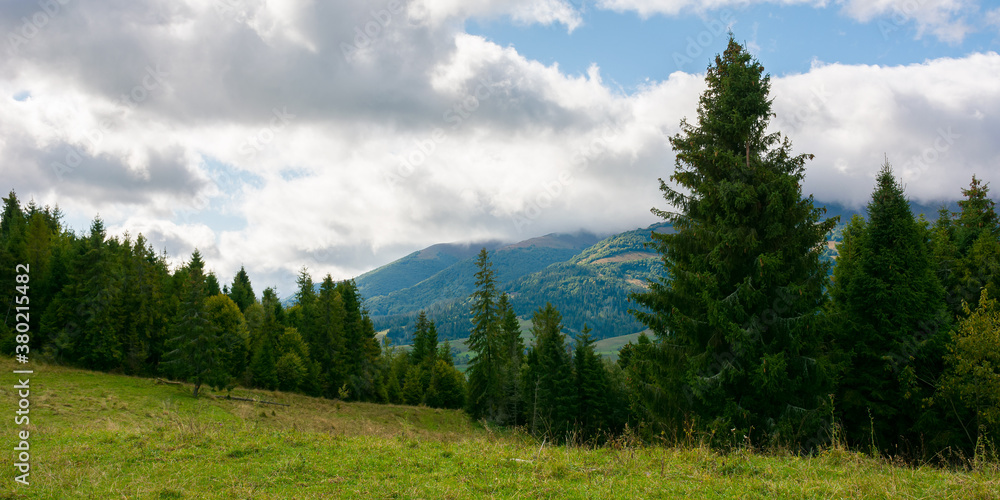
[986,7,1000,33]
[410,0,583,31]
[595,0,981,43]
[771,52,1000,207]
[0,0,996,295]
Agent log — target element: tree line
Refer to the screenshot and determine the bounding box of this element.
[0,201,464,408]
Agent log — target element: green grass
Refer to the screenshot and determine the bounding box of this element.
[2,356,997,499]
[592,331,645,362]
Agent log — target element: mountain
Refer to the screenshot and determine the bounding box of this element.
[358,231,601,317]
[354,240,505,300]
[358,226,669,344]
[351,199,956,345]
[499,223,672,340]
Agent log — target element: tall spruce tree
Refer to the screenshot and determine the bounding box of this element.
[573,327,612,441]
[497,292,525,424]
[466,248,501,421]
[522,303,575,440]
[828,161,947,451]
[947,176,1000,316]
[337,279,384,402]
[57,217,126,371]
[631,35,836,444]
[248,288,286,390]
[315,274,346,397]
[162,250,228,397]
[118,233,170,374]
[289,268,323,394]
[0,192,28,354]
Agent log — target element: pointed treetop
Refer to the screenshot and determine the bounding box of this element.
[958,174,998,235]
[88,215,106,243]
[188,249,205,275]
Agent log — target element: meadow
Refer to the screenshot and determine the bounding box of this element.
[1,355,997,499]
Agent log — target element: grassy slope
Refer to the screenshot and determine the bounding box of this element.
[2,356,997,499]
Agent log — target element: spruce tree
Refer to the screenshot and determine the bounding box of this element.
[497,293,525,424]
[316,275,346,397]
[437,340,455,365]
[58,217,125,371]
[466,248,501,421]
[631,35,836,443]
[21,208,58,350]
[410,311,437,366]
[828,161,947,451]
[946,176,1000,315]
[574,327,611,441]
[337,280,384,402]
[248,288,286,390]
[523,303,575,440]
[292,267,318,346]
[162,250,229,397]
[115,234,170,374]
[427,359,466,410]
[205,272,222,297]
[402,366,425,405]
[228,266,256,313]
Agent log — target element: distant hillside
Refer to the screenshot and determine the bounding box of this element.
[502,223,673,340]
[354,240,504,299]
[355,199,957,345]
[363,226,668,344]
[354,232,599,339]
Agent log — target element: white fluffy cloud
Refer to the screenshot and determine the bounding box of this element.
[0,0,997,294]
[771,53,1000,206]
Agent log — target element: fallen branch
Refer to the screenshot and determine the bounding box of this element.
[216,394,290,407]
[155,378,184,386]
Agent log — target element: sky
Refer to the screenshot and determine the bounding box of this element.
[1,0,998,296]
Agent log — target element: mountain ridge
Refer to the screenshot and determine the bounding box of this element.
[343,199,957,344]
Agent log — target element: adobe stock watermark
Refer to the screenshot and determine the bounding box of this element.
[238,107,295,158]
[51,65,169,181]
[382,76,497,189]
[510,124,621,234]
[878,0,927,40]
[672,9,735,71]
[5,0,72,55]
[900,126,959,182]
[785,84,832,132]
[340,0,406,62]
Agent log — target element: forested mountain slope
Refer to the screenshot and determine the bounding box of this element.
[359,200,953,344]
[363,225,671,343]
